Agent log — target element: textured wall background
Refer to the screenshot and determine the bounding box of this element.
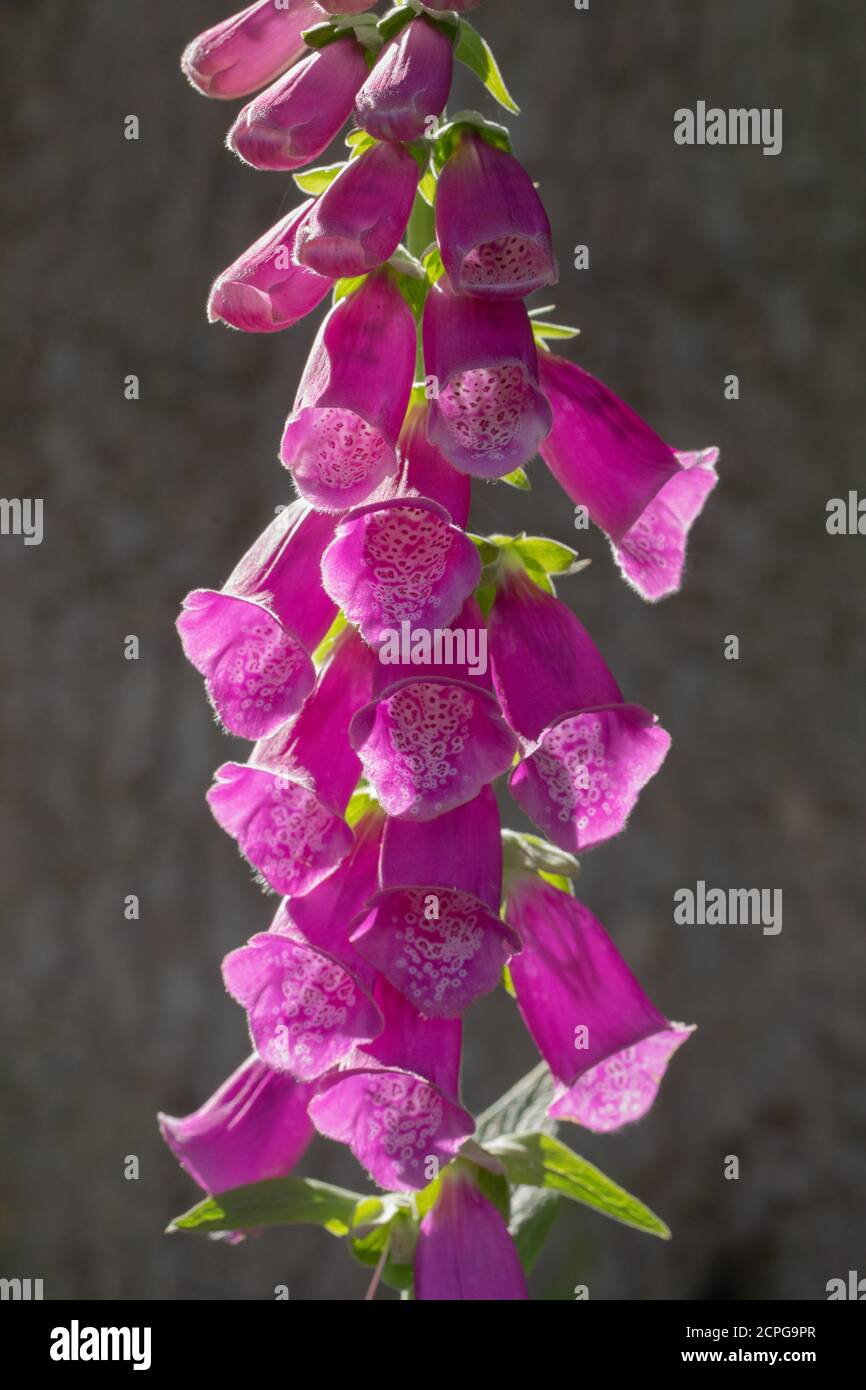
[1,0,864,1300]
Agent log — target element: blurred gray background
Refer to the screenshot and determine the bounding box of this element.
[2,0,864,1300]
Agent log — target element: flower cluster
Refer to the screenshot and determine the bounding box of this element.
[163,0,718,1300]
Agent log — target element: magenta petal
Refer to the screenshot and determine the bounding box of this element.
[222,932,383,1080]
[309,1067,473,1191]
[176,502,337,740]
[228,37,368,172]
[355,17,454,144]
[415,1168,528,1301]
[294,142,420,278]
[350,886,518,1018]
[158,1055,314,1194]
[489,566,622,742]
[510,704,671,853]
[178,591,316,741]
[615,449,720,601]
[283,808,385,973]
[208,200,331,333]
[549,1027,695,1133]
[208,763,354,896]
[380,787,504,911]
[436,132,557,300]
[350,677,517,821]
[396,402,471,527]
[321,499,481,645]
[538,351,682,540]
[181,0,319,100]
[281,272,415,510]
[423,278,552,477]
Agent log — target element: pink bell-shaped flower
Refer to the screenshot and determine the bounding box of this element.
[506,873,694,1133]
[182,0,320,100]
[538,351,719,601]
[436,131,558,299]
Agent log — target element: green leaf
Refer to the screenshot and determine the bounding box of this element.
[532,319,581,344]
[292,161,345,196]
[332,275,367,304]
[477,1063,557,1144]
[312,609,347,663]
[169,1177,364,1237]
[345,128,378,158]
[500,466,532,491]
[345,784,379,828]
[501,829,580,880]
[512,535,583,577]
[417,168,438,207]
[510,1187,561,1275]
[486,1133,672,1239]
[455,20,520,115]
[422,244,446,286]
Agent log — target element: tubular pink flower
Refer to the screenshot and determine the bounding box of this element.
[227,37,368,172]
[355,17,455,143]
[222,814,386,1080]
[207,629,376,895]
[158,1055,315,1194]
[436,131,558,299]
[538,352,719,601]
[281,270,416,510]
[321,497,481,647]
[505,874,694,1133]
[350,788,520,1018]
[308,978,475,1190]
[181,1,319,100]
[489,566,671,853]
[395,401,472,528]
[350,600,517,821]
[423,277,552,478]
[177,501,337,740]
[294,142,421,279]
[207,199,332,333]
[415,1164,529,1301]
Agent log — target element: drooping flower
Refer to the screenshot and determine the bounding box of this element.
[489,563,670,853]
[351,787,520,1018]
[281,270,416,510]
[538,352,719,601]
[228,36,368,171]
[207,200,332,333]
[293,142,421,279]
[415,1163,529,1301]
[177,501,337,740]
[308,977,475,1190]
[350,600,517,821]
[222,812,385,1079]
[207,628,376,896]
[505,873,694,1133]
[159,1055,315,1195]
[181,0,319,100]
[354,16,454,144]
[393,401,472,528]
[321,498,481,648]
[423,277,552,477]
[436,131,558,299]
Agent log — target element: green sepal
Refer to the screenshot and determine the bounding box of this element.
[433,113,512,173]
[499,466,532,490]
